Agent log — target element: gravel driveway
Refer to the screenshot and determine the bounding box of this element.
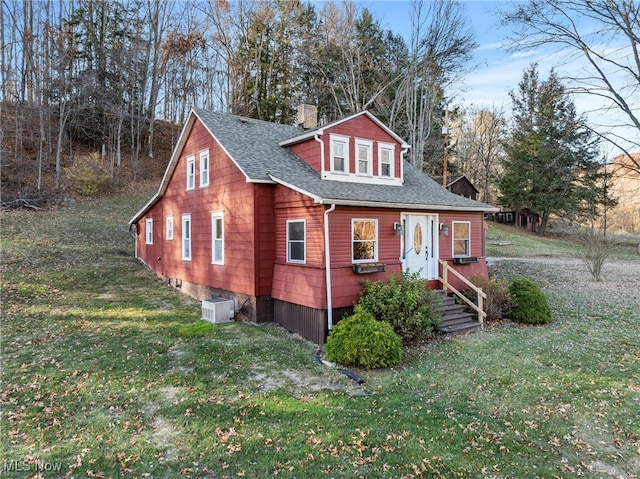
[488,256,640,308]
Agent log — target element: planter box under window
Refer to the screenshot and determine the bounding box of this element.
[453,256,478,264]
[352,263,387,274]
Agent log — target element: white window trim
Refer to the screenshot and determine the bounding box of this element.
[200,149,209,187]
[378,142,395,178]
[351,218,378,263]
[186,155,196,191]
[145,218,153,245]
[452,221,471,257]
[211,211,224,265]
[286,219,306,264]
[182,214,192,261]
[166,215,174,241]
[355,139,373,177]
[329,134,350,174]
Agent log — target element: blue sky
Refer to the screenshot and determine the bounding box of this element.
[356,0,638,156]
[361,0,537,109]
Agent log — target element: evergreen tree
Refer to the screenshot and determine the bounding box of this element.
[499,64,606,235]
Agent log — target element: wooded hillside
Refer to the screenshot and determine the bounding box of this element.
[1,0,478,204]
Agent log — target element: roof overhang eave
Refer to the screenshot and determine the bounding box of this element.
[318,198,500,212]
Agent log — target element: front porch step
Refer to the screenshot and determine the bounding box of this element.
[438,321,481,335]
[434,290,481,336]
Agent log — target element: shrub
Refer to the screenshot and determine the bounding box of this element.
[462,275,514,321]
[508,277,552,325]
[64,153,109,196]
[325,306,403,369]
[357,270,441,344]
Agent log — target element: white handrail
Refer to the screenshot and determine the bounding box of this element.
[438,259,486,326]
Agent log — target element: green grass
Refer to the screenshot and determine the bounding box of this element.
[1,191,639,478]
[486,221,638,259]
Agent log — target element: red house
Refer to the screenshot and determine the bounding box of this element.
[130,108,498,343]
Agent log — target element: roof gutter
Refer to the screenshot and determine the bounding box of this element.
[324,203,336,333]
[319,198,500,212]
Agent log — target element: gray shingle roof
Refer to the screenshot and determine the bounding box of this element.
[195,108,496,212]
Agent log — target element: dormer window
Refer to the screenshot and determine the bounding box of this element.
[355,139,372,176]
[330,135,349,173]
[378,143,395,178]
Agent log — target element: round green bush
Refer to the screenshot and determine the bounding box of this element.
[508,277,552,325]
[325,306,403,369]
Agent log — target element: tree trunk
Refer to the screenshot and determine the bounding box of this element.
[538,212,550,236]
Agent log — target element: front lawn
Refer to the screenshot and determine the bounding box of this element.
[1,191,639,478]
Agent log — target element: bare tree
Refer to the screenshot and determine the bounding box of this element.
[390,0,477,172]
[309,1,404,120]
[144,0,173,159]
[456,107,505,204]
[499,0,640,171]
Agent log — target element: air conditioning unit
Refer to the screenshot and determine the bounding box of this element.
[202,298,234,324]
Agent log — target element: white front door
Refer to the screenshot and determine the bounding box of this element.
[402,214,438,280]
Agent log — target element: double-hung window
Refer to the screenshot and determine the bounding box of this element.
[186,155,195,190]
[355,139,372,176]
[145,219,153,244]
[200,150,209,187]
[166,215,174,240]
[378,143,394,178]
[182,214,192,261]
[211,211,224,264]
[453,221,471,257]
[287,220,306,263]
[352,219,377,262]
[330,135,349,173]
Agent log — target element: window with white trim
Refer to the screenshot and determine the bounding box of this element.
[145,218,153,244]
[378,143,394,178]
[352,219,377,262]
[355,139,372,176]
[330,135,349,173]
[186,155,195,190]
[211,211,224,264]
[182,214,192,260]
[286,220,306,263]
[166,215,174,240]
[453,221,471,257]
[200,150,209,187]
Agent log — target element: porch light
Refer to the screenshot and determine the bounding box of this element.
[440,223,449,236]
[393,222,404,236]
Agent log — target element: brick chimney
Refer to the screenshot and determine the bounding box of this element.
[297,104,318,130]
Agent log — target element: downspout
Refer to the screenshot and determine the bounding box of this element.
[400,146,408,183]
[128,222,138,258]
[324,203,336,331]
[316,133,337,332]
[314,133,325,176]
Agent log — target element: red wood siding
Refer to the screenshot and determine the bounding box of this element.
[271,186,327,309]
[438,211,489,290]
[290,140,321,173]
[136,213,164,275]
[438,211,486,261]
[327,207,403,308]
[272,201,407,310]
[269,199,490,311]
[255,185,276,296]
[135,118,275,297]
